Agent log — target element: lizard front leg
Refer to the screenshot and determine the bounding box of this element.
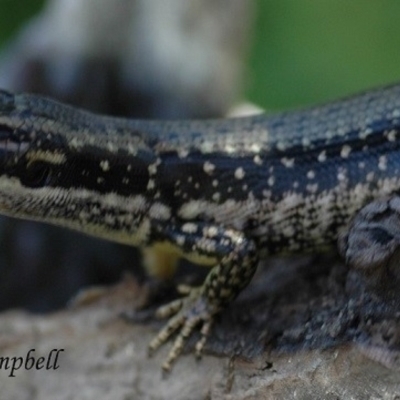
[144,220,258,372]
[338,196,400,303]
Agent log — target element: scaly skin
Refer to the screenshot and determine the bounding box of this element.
[0,84,400,370]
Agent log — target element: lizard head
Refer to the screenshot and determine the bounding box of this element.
[0,89,154,243]
[0,91,66,190]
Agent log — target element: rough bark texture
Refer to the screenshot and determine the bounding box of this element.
[0,255,399,400]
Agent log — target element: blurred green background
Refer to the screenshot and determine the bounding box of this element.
[1,0,400,111]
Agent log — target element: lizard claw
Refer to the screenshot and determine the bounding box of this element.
[148,288,216,372]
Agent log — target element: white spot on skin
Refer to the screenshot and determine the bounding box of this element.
[100,160,110,172]
[307,170,315,179]
[212,180,219,187]
[70,137,83,149]
[277,142,286,151]
[148,163,158,175]
[359,128,373,140]
[282,225,295,237]
[253,155,263,165]
[281,157,295,168]
[366,172,375,182]
[224,143,236,153]
[97,177,104,184]
[127,165,132,172]
[262,189,271,198]
[147,179,155,190]
[149,203,171,220]
[127,143,137,155]
[176,235,185,246]
[200,141,214,154]
[378,155,387,171]
[318,151,327,162]
[203,161,215,175]
[204,226,218,238]
[105,213,116,225]
[242,184,248,191]
[235,167,245,180]
[387,130,397,142]
[358,161,365,169]
[250,143,261,153]
[182,223,198,234]
[178,148,189,158]
[306,184,318,193]
[212,192,221,202]
[337,170,347,182]
[340,145,351,158]
[293,181,299,189]
[302,137,311,147]
[268,176,275,186]
[79,210,89,222]
[107,142,116,152]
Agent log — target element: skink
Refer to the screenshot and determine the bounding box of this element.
[0,84,399,371]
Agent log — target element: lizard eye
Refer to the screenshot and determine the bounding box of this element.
[21,162,52,188]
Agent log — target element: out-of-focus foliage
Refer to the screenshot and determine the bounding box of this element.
[249,1,400,110]
[1,1,400,110]
[0,0,44,42]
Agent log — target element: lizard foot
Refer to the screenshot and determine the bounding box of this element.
[338,196,400,306]
[148,287,216,373]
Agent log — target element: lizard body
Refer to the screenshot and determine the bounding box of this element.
[0,85,399,370]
